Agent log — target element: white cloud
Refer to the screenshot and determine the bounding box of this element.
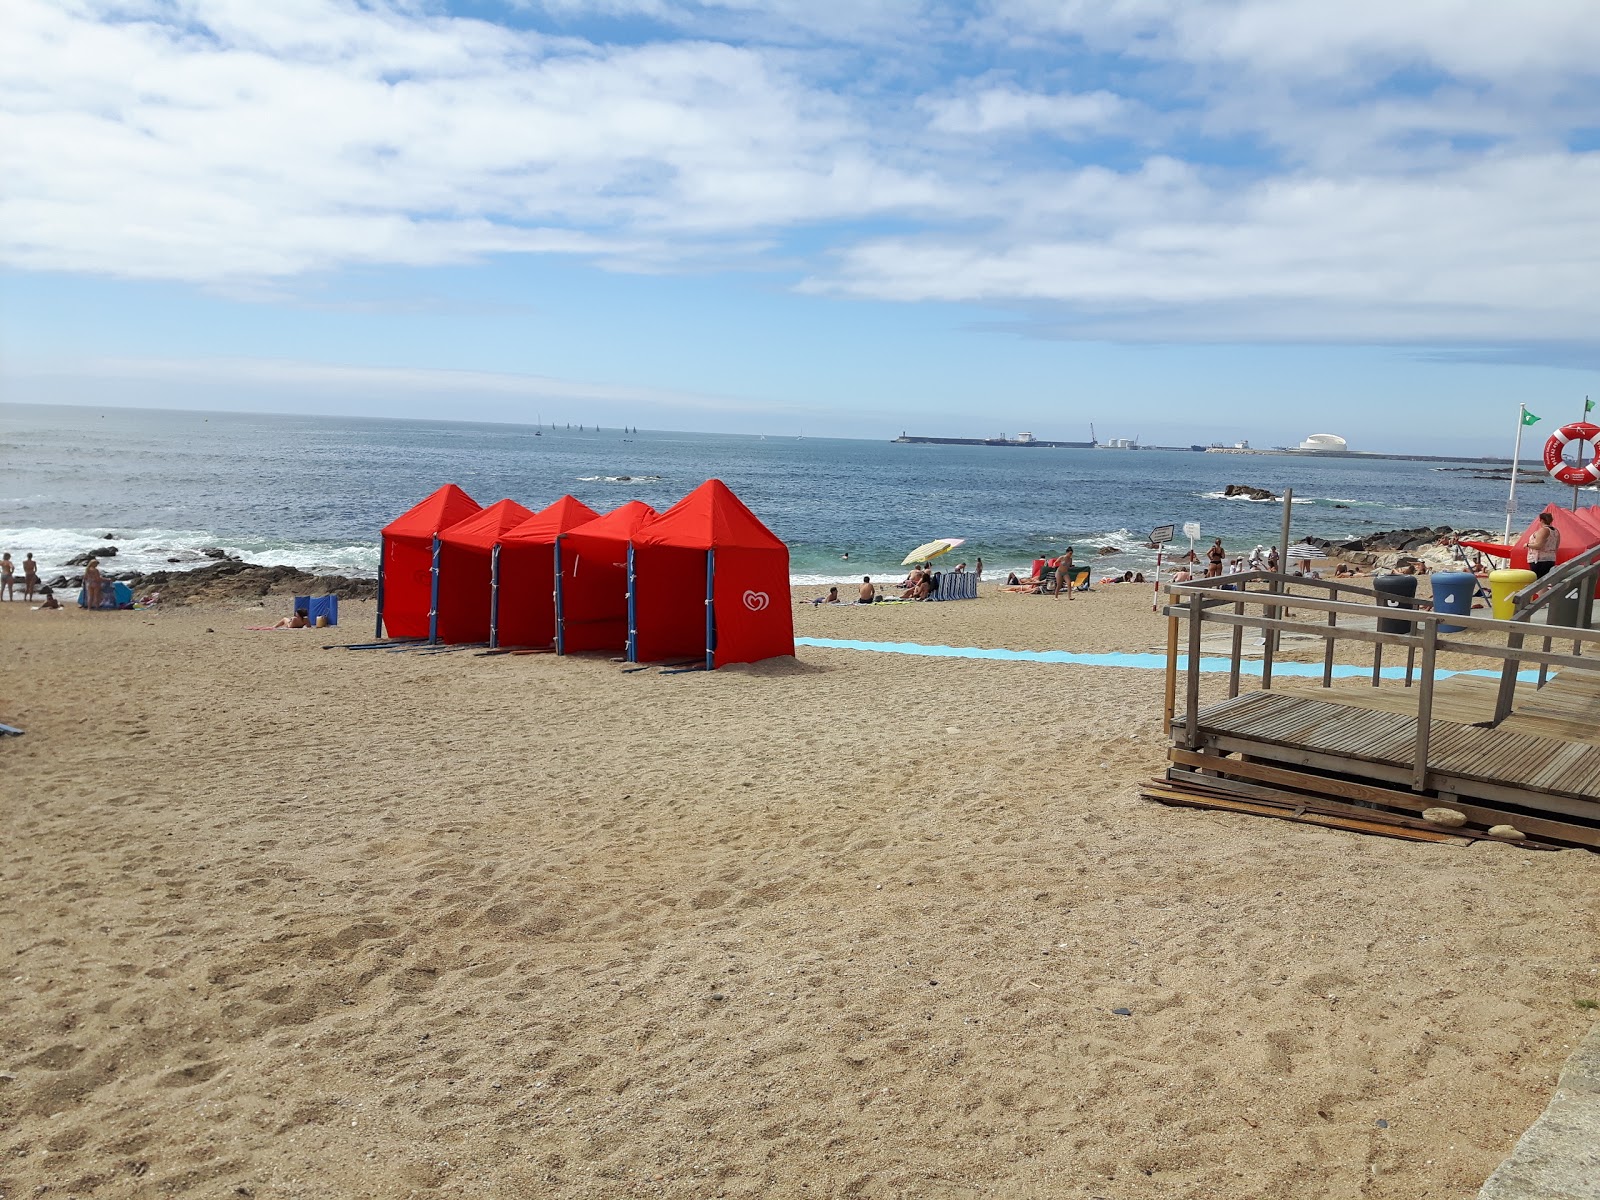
[4,0,1600,348]
[922,85,1125,135]
[815,152,1600,341]
[986,0,1600,80]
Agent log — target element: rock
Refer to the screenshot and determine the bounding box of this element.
[45,575,70,589]
[1422,807,1467,828]
[65,545,117,566]
[1488,824,1527,840]
[1224,484,1277,501]
[1097,546,1120,556]
[200,546,229,559]
[117,561,379,605]
[1111,1007,1132,1016]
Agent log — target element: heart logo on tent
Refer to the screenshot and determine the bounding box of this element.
[742,590,769,612]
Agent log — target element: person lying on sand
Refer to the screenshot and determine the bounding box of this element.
[273,609,311,629]
[809,587,841,606]
[33,586,62,611]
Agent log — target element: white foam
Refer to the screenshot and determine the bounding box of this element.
[0,527,379,577]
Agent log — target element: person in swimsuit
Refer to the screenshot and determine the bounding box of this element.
[1052,547,1075,599]
[273,608,311,629]
[36,586,62,610]
[0,553,13,601]
[858,576,876,604]
[1207,538,1225,577]
[22,554,38,601]
[83,558,104,608]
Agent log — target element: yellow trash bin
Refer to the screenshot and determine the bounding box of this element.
[1489,568,1536,620]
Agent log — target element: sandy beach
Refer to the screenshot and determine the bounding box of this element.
[4,583,1598,1199]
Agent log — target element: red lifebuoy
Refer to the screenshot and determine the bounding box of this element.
[1544,422,1600,486]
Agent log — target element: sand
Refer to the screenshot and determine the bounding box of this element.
[3,584,1598,1199]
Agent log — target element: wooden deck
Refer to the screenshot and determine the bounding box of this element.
[1272,668,1600,747]
[1154,569,1600,850]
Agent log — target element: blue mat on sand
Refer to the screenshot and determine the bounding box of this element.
[794,637,1543,682]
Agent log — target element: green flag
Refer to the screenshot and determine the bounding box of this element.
[1586,397,1594,413]
[1522,409,1541,426]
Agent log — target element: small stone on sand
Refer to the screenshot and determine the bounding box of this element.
[1421,808,1466,828]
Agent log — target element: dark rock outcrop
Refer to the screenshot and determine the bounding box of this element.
[123,561,378,605]
[65,545,117,565]
[1223,484,1277,501]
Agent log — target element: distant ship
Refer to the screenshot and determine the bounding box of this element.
[891,430,1096,448]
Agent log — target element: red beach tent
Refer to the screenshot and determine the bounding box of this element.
[1461,504,1600,570]
[492,495,600,649]
[432,498,536,644]
[629,479,794,669]
[378,484,480,639]
[556,501,658,655]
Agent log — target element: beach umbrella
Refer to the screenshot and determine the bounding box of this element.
[902,537,964,565]
[1286,543,1322,561]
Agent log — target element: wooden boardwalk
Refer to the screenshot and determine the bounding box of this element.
[1154,565,1600,850]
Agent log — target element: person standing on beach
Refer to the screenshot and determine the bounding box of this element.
[1528,512,1560,578]
[0,553,12,601]
[1207,538,1225,577]
[974,557,983,580]
[22,554,38,601]
[83,557,104,608]
[1053,547,1075,599]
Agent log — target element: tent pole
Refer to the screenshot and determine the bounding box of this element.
[554,538,566,655]
[705,548,715,672]
[374,539,386,639]
[489,543,500,649]
[626,544,638,663]
[428,534,441,645]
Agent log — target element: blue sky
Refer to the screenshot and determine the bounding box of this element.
[4,0,1599,453]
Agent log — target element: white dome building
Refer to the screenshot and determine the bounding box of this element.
[1298,433,1349,452]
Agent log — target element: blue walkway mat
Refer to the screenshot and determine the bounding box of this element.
[794,637,1541,682]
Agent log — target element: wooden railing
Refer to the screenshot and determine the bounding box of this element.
[1162,572,1600,792]
[1492,543,1600,717]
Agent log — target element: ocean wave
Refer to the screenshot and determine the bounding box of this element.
[1198,491,1312,504]
[576,475,662,484]
[0,526,380,578]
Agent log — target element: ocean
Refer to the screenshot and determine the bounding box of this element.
[1,403,1535,586]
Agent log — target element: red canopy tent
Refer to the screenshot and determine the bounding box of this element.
[1460,504,1600,569]
[629,479,794,669]
[491,495,599,648]
[378,484,480,639]
[556,501,657,655]
[431,499,536,644]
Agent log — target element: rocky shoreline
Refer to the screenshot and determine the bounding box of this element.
[35,521,1505,606]
[44,557,379,605]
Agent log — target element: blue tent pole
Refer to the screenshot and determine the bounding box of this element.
[554,538,566,655]
[374,539,386,639]
[704,548,715,672]
[428,534,441,645]
[489,543,501,649]
[626,544,638,663]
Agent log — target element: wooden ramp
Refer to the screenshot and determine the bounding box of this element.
[1159,690,1600,848]
[1155,569,1600,850]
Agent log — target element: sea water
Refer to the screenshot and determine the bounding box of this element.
[1,403,1530,585]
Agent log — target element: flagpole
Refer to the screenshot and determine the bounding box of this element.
[1506,405,1527,542]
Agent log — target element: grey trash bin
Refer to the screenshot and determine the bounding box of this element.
[1373,573,1418,634]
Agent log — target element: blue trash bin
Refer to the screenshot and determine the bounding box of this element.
[1373,573,1418,634]
[1430,571,1476,633]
